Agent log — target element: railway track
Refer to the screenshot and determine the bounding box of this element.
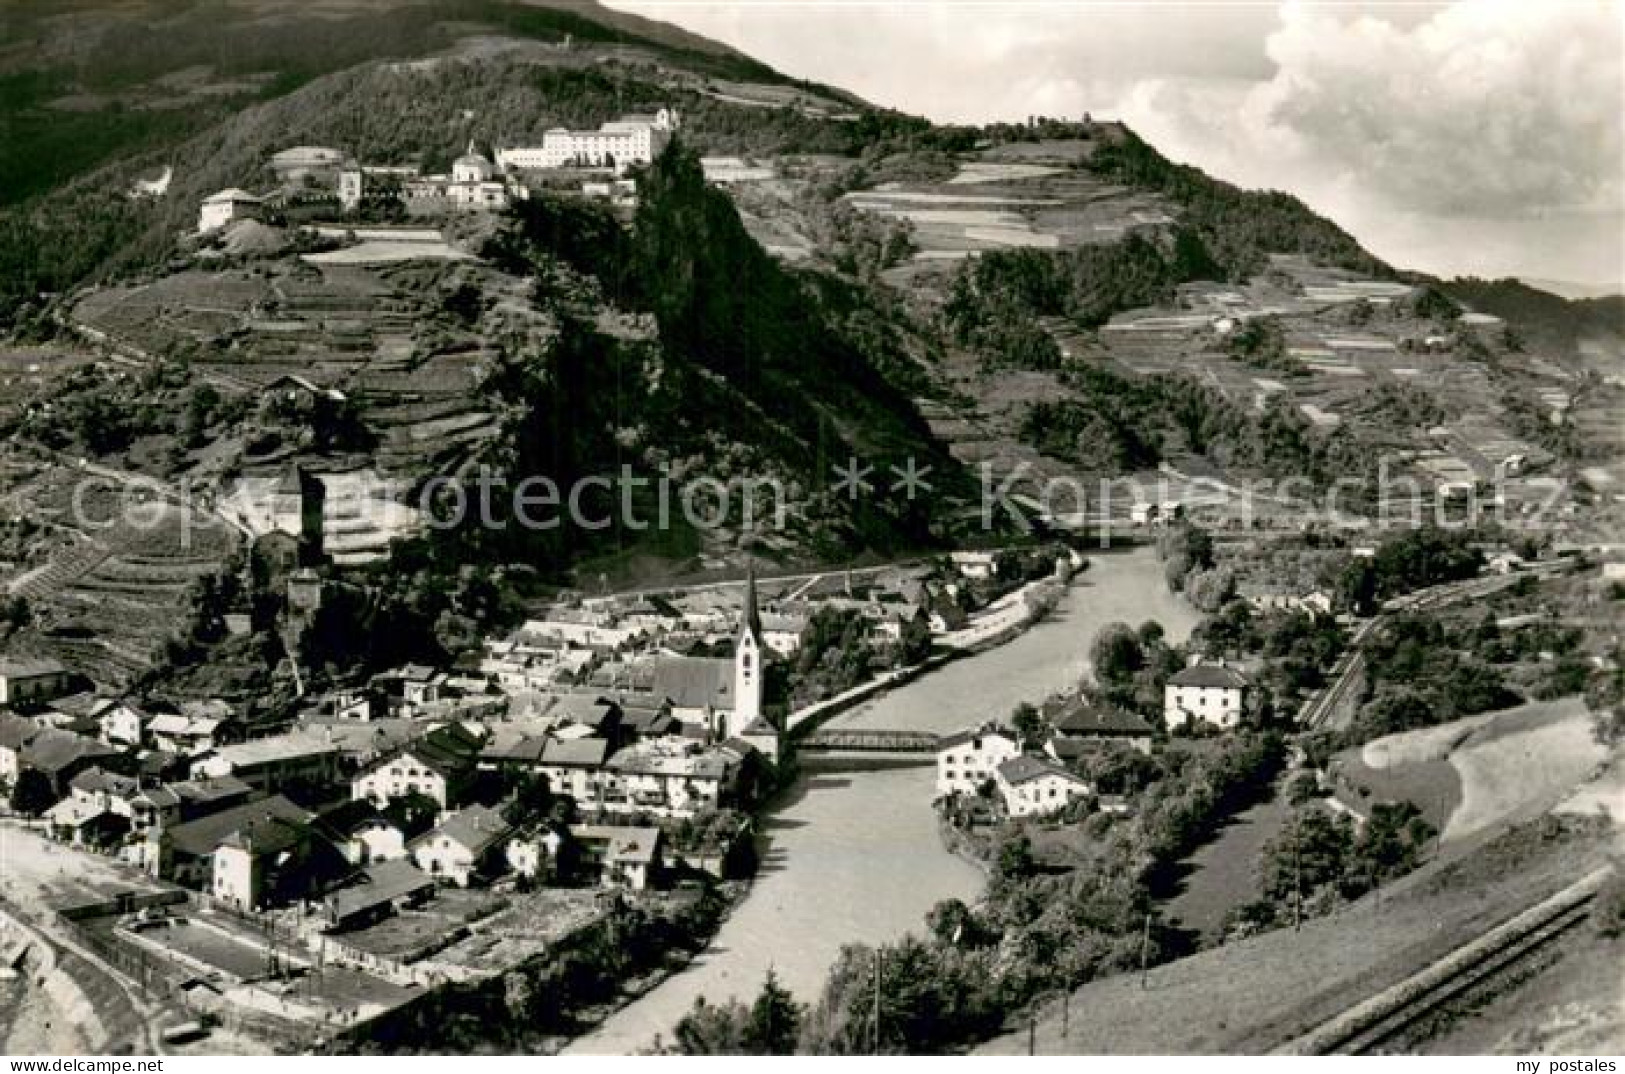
[1299,561,1577,732]
[1278,866,1612,1055]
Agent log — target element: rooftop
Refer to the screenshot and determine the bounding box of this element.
[1168,663,1251,690]
[1052,704,1155,738]
[422,804,510,854]
[997,754,1087,787]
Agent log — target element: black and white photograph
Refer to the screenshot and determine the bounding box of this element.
[0,0,1621,1062]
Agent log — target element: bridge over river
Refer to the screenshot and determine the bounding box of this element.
[796,728,941,753]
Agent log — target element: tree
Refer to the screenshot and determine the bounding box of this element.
[926,898,987,947]
[9,768,56,817]
[744,969,802,1054]
[1091,622,1145,685]
[1185,567,1236,612]
[672,996,749,1055]
[995,833,1036,881]
[1011,702,1045,749]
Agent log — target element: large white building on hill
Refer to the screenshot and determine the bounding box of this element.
[497,109,679,173]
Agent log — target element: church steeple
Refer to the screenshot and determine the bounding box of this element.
[743,563,762,641]
[731,563,764,738]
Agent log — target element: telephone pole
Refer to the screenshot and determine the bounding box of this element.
[872,948,882,1056]
[1138,910,1153,989]
[1292,814,1304,931]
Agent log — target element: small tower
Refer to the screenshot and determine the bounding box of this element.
[338,168,364,212]
[731,565,764,738]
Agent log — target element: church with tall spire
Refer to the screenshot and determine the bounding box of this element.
[730,565,765,739]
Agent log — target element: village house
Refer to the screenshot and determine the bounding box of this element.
[97,703,149,749]
[20,729,122,797]
[547,694,627,748]
[148,794,313,888]
[1045,702,1156,760]
[505,826,565,881]
[0,657,72,707]
[1164,661,1252,730]
[0,713,43,784]
[169,775,255,821]
[342,813,423,865]
[44,693,114,733]
[197,188,264,233]
[324,858,435,931]
[43,794,130,850]
[759,611,808,655]
[146,712,226,756]
[350,723,483,812]
[321,686,385,722]
[570,824,664,891]
[601,739,736,819]
[411,804,511,887]
[535,737,612,803]
[935,724,1021,798]
[190,731,340,793]
[211,814,348,911]
[994,755,1091,818]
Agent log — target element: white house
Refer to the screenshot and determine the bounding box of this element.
[411,804,511,887]
[349,817,411,865]
[1164,662,1251,730]
[570,824,664,890]
[505,827,564,880]
[935,724,1021,798]
[97,703,148,748]
[994,755,1091,818]
[535,737,611,802]
[602,740,734,819]
[0,714,41,784]
[349,725,480,811]
[760,612,808,656]
[197,188,263,233]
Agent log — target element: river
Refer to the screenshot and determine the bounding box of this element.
[567,545,1198,1054]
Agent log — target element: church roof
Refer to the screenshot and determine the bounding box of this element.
[454,140,491,167]
[741,566,763,640]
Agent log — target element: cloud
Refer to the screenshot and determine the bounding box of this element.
[1250,0,1623,217]
[1108,1,1624,283]
[606,1,1624,286]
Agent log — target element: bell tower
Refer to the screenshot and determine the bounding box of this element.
[731,565,764,737]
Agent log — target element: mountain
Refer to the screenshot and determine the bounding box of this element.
[2,0,1611,691]
[1519,277,1623,302]
[1442,277,1625,358]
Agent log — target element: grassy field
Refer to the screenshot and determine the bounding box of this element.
[972,814,1615,1054]
[1445,697,1604,842]
[1164,786,1292,944]
[1333,697,1603,845]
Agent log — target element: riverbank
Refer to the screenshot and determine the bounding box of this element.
[568,545,1198,1055]
[0,910,97,1055]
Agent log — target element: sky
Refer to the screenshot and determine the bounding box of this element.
[604,0,1625,293]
